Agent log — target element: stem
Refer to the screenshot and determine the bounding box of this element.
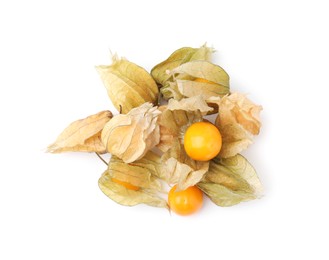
[157,91,162,106]
[95,152,108,166]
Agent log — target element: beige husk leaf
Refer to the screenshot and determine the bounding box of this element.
[156,96,211,152]
[167,95,213,115]
[101,103,161,163]
[215,92,262,158]
[47,110,113,153]
[98,152,167,208]
[151,44,213,86]
[96,55,159,114]
[197,154,263,207]
[218,124,253,158]
[162,142,209,191]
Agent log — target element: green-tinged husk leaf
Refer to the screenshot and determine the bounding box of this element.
[128,150,167,180]
[197,154,263,207]
[176,79,229,99]
[47,110,113,153]
[96,55,159,114]
[170,61,230,88]
[162,142,209,191]
[101,103,161,163]
[98,152,168,208]
[161,60,230,101]
[99,172,167,208]
[109,155,162,190]
[151,44,213,86]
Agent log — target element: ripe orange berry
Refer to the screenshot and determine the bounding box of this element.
[194,78,214,84]
[112,178,140,191]
[184,122,222,161]
[168,185,203,216]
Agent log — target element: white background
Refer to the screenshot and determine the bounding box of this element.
[1,0,328,259]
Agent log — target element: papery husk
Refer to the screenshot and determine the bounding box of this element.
[101,103,161,163]
[108,153,163,190]
[215,92,262,158]
[167,95,213,115]
[218,124,253,158]
[216,92,262,134]
[99,152,168,208]
[151,44,213,86]
[205,96,221,114]
[161,60,230,100]
[96,55,159,114]
[156,98,207,152]
[170,61,230,88]
[161,81,184,100]
[156,97,212,190]
[128,149,167,180]
[47,110,113,153]
[176,79,229,99]
[197,154,263,207]
[161,141,209,191]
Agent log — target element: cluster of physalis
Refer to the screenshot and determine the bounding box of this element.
[48,44,263,216]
